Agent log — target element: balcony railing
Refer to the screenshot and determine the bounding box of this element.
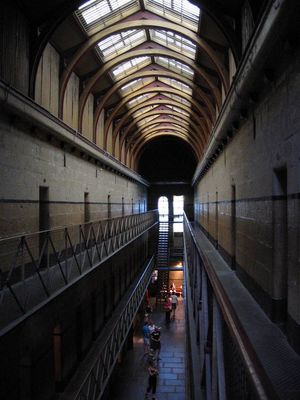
[60,256,155,400]
[0,211,158,332]
[183,213,300,400]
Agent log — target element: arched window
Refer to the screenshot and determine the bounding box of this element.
[158,196,169,222]
[173,195,184,232]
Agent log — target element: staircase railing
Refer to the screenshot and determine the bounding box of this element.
[0,211,158,332]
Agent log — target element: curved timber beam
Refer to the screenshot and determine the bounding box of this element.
[118,109,206,158]
[59,19,229,114]
[122,116,205,161]
[29,0,84,98]
[196,0,241,62]
[103,86,212,150]
[113,99,208,148]
[93,68,215,139]
[77,47,222,131]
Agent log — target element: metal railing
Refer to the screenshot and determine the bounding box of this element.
[183,213,279,400]
[0,211,158,331]
[61,256,155,400]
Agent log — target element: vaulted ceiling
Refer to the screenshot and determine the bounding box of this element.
[18,0,267,180]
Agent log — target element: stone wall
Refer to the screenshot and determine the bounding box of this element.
[194,46,300,351]
[0,110,147,239]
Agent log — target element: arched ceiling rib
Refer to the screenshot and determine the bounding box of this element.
[118,108,206,154]
[103,85,211,150]
[32,0,241,169]
[59,18,229,105]
[112,98,207,141]
[93,68,216,134]
[28,0,241,96]
[122,117,204,161]
[76,46,222,130]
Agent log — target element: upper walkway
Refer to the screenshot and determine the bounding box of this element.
[0,211,157,334]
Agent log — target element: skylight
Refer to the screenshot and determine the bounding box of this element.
[128,93,154,107]
[150,29,196,59]
[97,30,146,60]
[159,77,192,94]
[76,0,138,32]
[120,79,140,91]
[165,93,191,106]
[154,56,194,78]
[111,56,151,79]
[120,77,154,95]
[137,115,160,127]
[146,0,200,30]
[166,105,189,116]
[133,105,157,118]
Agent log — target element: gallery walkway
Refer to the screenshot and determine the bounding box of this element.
[109,296,187,400]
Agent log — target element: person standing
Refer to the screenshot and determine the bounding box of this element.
[146,360,159,400]
[163,295,172,323]
[148,320,155,335]
[142,321,150,355]
[171,291,178,319]
[145,301,152,316]
[150,326,161,361]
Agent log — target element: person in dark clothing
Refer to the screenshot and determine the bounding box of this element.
[146,360,159,399]
[150,326,161,360]
[146,302,152,315]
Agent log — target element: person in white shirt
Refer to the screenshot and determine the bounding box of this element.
[171,291,178,319]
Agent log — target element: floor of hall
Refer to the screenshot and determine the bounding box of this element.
[109,296,186,400]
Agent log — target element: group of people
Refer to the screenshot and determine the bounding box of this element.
[142,311,161,399]
[142,315,161,361]
[142,291,179,399]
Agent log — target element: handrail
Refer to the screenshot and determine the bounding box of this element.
[0,210,158,242]
[183,212,281,400]
[0,211,158,334]
[60,256,155,400]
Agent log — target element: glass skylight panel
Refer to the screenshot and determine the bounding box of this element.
[111,56,151,79]
[79,0,110,24]
[137,115,158,127]
[97,30,146,60]
[120,77,154,95]
[133,105,157,118]
[76,0,138,32]
[128,93,154,107]
[173,0,200,20]
[120,79,140,91]
[165,93,191,106]
[166,105,189,116]
[159,77,192,94]
[110,0,132,11]
[146,0,200,29]
[150,30,196,59]
[79,0,97,9]
[154,56,194,78]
